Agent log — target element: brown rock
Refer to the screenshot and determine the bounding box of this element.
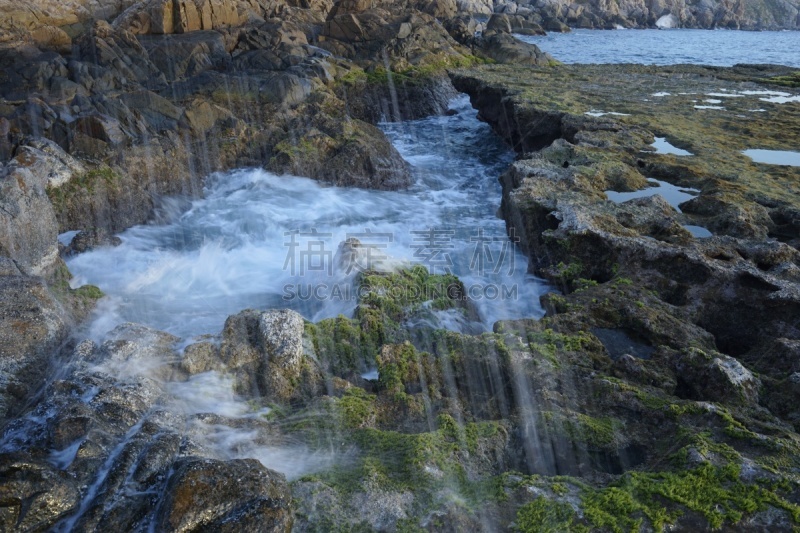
[156,458,293,532]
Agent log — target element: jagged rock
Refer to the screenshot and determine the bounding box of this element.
[113,0,243,34]
[0,454,82,531]
[486,13,546,35]
[442,14,479,43]
[180,340,223,374]
[455,0,493,14]
[155,458,293,532]
[0,275,69,419]
[94,323,182,380]
[63,227,122,254]
[70,114,128,146]
[30,25,72,53]
[476,32,554,66]
[139,31,231,81]
[0,147,61,276]
[220,309,323,401]
[675,349,761,405]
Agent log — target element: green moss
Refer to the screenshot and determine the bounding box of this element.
[543,410,623,448]
[47,165,120,209]
[340,55,491,88]
[305,415,505,507]
[338,388,377,429]
[308,315,380,376]
[515,496,584,533]
[551,262,585,286]
[573,278,598,292]
[526,329,594,369]
[73,284,104,300]
[49,261,105,305]
[581,461,800,531]
[763,71,800,88]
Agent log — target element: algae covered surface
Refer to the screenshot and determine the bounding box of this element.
[257,62,800,531]
[282,262,800,531]
[454,62,800,225]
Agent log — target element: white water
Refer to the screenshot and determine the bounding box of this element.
[49,95,550,497]
[67,96,546,342]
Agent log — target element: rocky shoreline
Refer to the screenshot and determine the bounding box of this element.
[2,0,800,530]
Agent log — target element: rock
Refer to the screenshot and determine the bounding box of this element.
[120,90,184,132]
[63,227,122,254]
[139,31,230,81]
[477,32,554,66]
[0,148,61,276]
[258,309,305,371]
[30,25,72,53]
[315,121,413,189]
[220,309,322,401]
[0,275,69,419]
[442,15,478,43]
[486,13,546,35]
[113,0,244,34]
[455,0,493,15]
[180,340,222,374]
[96,323,181,380]
[70,114,128,146]
[675,349,761,405]
[0,454,81,531]
[15,137,86,188]
[155,458,293,532]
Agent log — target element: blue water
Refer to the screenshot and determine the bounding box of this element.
[517,29,800,67]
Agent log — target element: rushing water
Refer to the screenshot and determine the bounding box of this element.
[517,29,800,67]
[66,96,546,342]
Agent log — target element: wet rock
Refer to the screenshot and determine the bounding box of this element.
[0,275,69,419]
[180,340,223,374]
[443,14,479,43]
[592,327,655,360]
[0,454,81,531]
[139,31,231,82]
[63,227,122,255]
[71,113,128,144]
[94,323,182,381]
[221,309,323,401]
[155,458,292,532]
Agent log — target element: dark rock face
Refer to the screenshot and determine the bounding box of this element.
[475,31,554,66]
[0,275,69,419]
[2,0,473,239]
[0,315,298,532]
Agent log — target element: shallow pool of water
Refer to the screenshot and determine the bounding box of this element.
[605,179,699,212]
[743,149,800,166]
[652,137,693,156]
